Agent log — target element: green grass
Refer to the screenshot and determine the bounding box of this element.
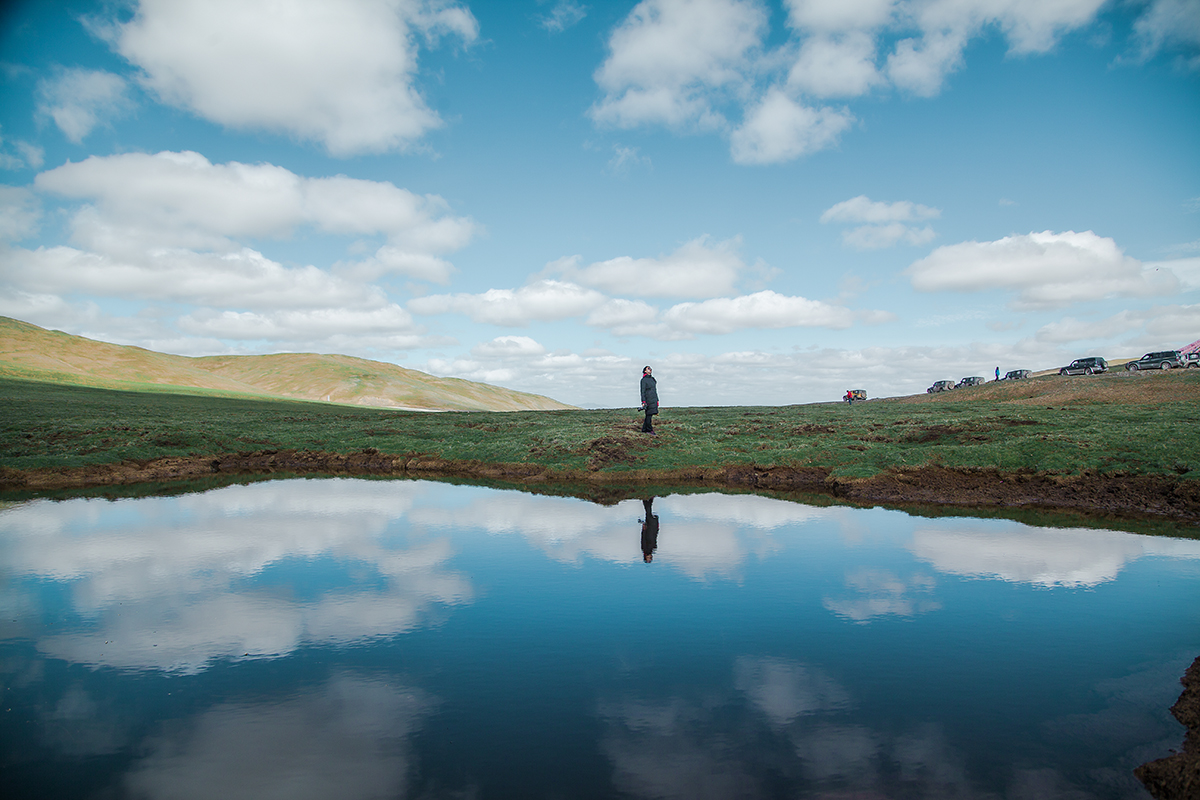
[3,375,1199,480]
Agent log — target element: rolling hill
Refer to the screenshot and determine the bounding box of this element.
[0,316,574,412]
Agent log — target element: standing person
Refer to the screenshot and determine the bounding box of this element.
[995,366,1001,381]
[640,366,658,435]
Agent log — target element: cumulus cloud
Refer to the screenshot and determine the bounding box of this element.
[662,290,856,333]
[729,89,854,165]
[591,0,1128,161]
[787,31,882,97]
[36,151,474,255]
[821,195,941,249]
[1130,0,1200,69]
[0,128,45,171]
[99,0,478,156]
[408,279,607,326]
[821,195,941,224]
[590,0,767,130]
[0,186,40,241]
[906,230,1181,309]
[2,244,386,310]
[540,0,588,33]
[12,150,474,323]
[35,68,132,143]
[551,236,756,298]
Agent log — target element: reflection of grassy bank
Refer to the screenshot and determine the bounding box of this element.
[3,375,1199,526]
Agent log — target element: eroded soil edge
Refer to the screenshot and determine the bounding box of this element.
[1136,655,1200,799]
[2,449,1198,526]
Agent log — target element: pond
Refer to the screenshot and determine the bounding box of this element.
[1,478,1198,799]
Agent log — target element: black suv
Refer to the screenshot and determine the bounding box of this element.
[1003,369,1031,380]
[927,380,954,393]
[956,376,985,388]
[1060,357,1108,376]
[1125,351,1183,371]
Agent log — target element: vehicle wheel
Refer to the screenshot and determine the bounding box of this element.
[1059,369,1067,376]
[1127,363,1137,371]
[1161,362,1170,370]
[1084,368,1092,375]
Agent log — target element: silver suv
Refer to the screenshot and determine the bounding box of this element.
[1125,351,1183,371]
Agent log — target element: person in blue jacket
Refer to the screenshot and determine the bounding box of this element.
[640,366,658,434]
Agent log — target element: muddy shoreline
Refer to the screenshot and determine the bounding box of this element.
[1136,656,1200,799]
[2,449,1198,528]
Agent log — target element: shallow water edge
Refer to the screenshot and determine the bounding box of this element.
[2,452,1198,539]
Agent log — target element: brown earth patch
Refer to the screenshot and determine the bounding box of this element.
[1136,655,1200,799]
[3,452,1198,527]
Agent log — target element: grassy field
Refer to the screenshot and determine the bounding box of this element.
[3,371,1198,479]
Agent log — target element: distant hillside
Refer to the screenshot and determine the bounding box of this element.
[0,317,574,412]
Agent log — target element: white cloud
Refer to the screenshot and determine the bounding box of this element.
[0,128,45,171]
[784,0,898,32]
[177,306,428,345]
[787,31,882,97]
[0,186,40,241]
[729,88,855,164]
[822,569,940,622]
[471,335,548,358]
[662,290,856,333]
[36,151,475,256]
[842,222,936,249]
[1034,312,1145,344]
[906,230,1181,309]
[590,0,767,129]
[101,0,478,156]
[1131,0,1200,69]
[17,151,474,325]
[1150,256,1200,290]
[821,195,941,224]
[540,0,588,33]
[592,0,1113,160]
[2,244,387,310]
[606,145,652,174]
[552,236,754,298]
[408,279,607,325]
[35,68,132,143]
[821,196,940,249]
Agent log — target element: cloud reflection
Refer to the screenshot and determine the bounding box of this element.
[0,479,471,672]
[124,674,433,800]
[823,568,941,623]
[601,655,1121,798]
[910,525,1200,587]
[411,490,832,580]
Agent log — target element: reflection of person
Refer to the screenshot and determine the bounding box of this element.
[640,498,659,563]
[640,366,658,435]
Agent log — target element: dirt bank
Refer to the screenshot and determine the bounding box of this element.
[1136,656,1200,799]
[2,449,1198,527]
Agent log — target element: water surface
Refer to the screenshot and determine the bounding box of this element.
[1,478,1197,799]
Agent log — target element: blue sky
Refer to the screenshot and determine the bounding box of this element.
[0,0,1197,408]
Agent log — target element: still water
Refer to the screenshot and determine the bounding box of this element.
[1,478,1198,799]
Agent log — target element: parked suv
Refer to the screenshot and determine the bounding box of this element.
[1185,353,1200,369]
[1125,351,1183,371]
[1003,369,1031,380]
[1060,357,1108,376]
[956,376,985,388]
[927,380,954,393]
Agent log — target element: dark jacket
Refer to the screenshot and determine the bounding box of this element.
[640,374,658,414]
